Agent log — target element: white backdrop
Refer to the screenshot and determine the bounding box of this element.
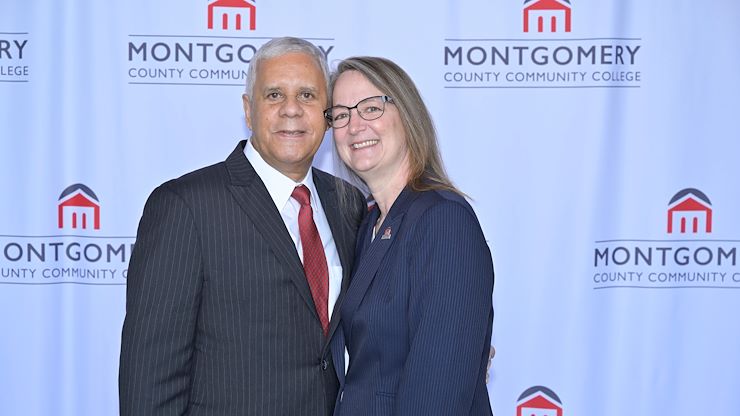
[2,1,739,415]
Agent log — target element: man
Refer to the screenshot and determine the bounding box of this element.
[119,37,365,416]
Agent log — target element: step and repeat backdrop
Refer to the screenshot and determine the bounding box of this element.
[2,1,739,415]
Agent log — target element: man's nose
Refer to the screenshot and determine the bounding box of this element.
[280,96,304,116]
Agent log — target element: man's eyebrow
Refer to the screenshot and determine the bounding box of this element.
[261,86,282,94]
[295,86,321,95]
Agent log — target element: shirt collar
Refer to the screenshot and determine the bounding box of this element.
[244,139,317,209]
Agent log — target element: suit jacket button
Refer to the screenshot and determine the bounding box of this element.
[321,359,328,370]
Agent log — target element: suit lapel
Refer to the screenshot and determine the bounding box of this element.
[224,141,316,320]
[313,170,354,288]
[314,170,376,349]
[313,171,349,340]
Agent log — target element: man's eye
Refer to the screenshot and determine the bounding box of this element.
[299,92,315,101]
[266,92,283,100]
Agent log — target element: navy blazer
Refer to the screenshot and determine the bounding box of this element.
[330,187,495,416]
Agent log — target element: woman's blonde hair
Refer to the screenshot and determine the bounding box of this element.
[329,56,461,196]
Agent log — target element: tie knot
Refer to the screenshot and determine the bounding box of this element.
[291,185,311,206]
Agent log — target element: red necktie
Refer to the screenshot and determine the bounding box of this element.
[291,185,329,336]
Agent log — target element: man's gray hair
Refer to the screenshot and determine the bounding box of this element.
[244,37,329,98]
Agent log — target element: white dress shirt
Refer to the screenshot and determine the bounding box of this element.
[244,140,343,319]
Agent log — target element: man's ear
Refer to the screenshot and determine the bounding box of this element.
[242,94,253,130]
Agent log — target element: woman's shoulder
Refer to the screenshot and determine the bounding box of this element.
[411,188,475,219]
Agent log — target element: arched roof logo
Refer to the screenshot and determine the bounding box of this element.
[516,385,563,416]
[57,184,100,230]
[667,188,712,234]
[523,0,572,33]
[208,0,256,31]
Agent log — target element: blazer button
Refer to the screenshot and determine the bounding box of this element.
[321,359,328,371]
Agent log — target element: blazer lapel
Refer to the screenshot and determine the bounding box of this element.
[341,188,420,323]
[224,141,316,320]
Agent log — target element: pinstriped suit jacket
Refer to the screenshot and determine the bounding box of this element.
[119,141,365,416]
[330,187,494,416]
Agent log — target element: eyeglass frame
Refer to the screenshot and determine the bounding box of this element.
[323,95,394,128]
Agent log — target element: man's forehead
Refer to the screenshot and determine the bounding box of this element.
[255,57,325,87]
[258,52,323,73]
[256,75,327,94]
[260,83,322,91]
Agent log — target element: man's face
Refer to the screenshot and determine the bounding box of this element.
[243,52,328,181]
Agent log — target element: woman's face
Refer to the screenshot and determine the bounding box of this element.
[331,70,409,184]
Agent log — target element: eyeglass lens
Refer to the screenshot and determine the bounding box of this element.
[327,96,390,128]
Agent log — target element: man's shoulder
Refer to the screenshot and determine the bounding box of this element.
[312,168,367,227]
[311,167,339,187]
[165,160,228,190]
[147,161,230,206]
[160,141,247,192]
[313,168,363,199]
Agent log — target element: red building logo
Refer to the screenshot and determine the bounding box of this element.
[523,0,572,33]
[516,386,563,416]
[58,184,100,230]
[208,0,256,31]
[667,188,712,234]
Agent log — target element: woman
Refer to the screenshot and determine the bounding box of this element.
[325,56,495,415]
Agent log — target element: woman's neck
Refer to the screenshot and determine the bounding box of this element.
[367,172,408,223]
[360,154,412,223]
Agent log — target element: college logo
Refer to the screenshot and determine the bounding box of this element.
[667,188,712,234]
[127,2,333,86]
[444,0,641,88]
[592,187,739,290]
[207,0,256,31]
[523,0,572,33]
[1,183,135,285]
[57,184,100,230]
[516,386,563,416]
